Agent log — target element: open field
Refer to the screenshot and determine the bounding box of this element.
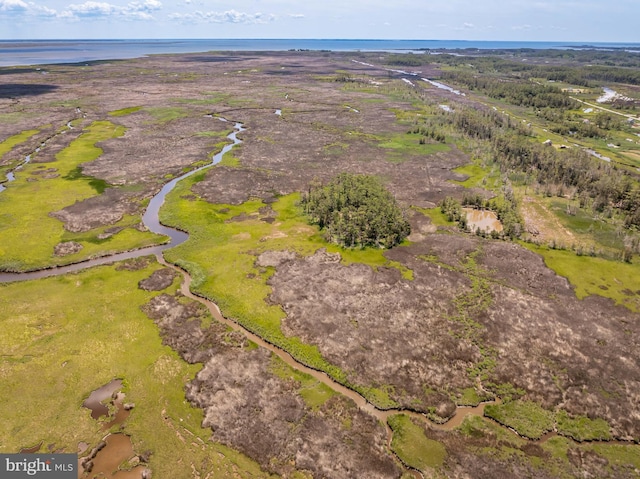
[1,49,640,478]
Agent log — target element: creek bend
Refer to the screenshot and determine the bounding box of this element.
[4,116,556,473]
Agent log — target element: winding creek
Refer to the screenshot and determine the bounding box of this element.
[2,116,626,476]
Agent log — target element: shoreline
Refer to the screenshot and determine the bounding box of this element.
[2,38,640,67]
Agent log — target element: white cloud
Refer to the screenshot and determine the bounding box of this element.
[288,13,304,19]
[67,1,118,16]
[463,22,475,29]
[0,0,29,12]
[0,0,57,16]
[169,9,275,24]
[62,0,160,20]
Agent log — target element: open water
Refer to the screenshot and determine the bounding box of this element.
[1,38,640,67]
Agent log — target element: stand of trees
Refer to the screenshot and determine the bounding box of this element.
[427,105,640,230]
[440,71,579,110]
[302,173,410,249]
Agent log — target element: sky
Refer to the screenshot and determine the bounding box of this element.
[0,0,638,42]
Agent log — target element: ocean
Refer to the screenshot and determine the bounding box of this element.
[1,39,639,67]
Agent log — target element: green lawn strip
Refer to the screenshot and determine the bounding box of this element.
[160,178,411,409]
[387,414,447,471]
[0,259,273,478]
[0,121,162,272]
[484,400,556,440]
[521,243,640,312]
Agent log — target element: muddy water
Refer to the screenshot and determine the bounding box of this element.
[80,380,144,479]
[84,434,146,479]
[82,379,123,420]
[19,442,43,453]
[464,208,503,233]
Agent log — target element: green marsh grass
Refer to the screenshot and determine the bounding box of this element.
[551,199,627,251]
[452,162,501,190]
[387,414,447,471]
[269,355,337,410]
[0,121,163,271]
[556,410,611,441]
[484,400,555,440]
[589,443,640,470]
[0,259,273,478]
[144,106,190,123]
[522,243,640,312]
[0,129,39,160]
[378,133,450,162]
[0,129,39,176]
[108,106,142,117]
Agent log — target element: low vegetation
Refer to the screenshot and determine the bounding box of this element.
[0,258,272,478]
[485,400,612,442]
[0,121,162,271]
[484,400,556,440]
[388,414,447,471]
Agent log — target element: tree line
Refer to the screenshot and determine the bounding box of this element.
[426,106,640,231]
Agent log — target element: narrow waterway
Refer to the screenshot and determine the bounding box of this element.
[0,119,245,283]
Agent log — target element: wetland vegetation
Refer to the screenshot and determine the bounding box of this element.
[1,47,639,478]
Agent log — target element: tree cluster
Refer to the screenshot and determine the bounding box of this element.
[302,173,410,249]
[440,71,579,110]
[435,50,640,86]
[425,104,640,230]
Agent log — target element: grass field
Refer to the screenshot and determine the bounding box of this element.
[0,258,273,478]
[0,121,163,271]
[387,414,447,471]
[522,243,640,312]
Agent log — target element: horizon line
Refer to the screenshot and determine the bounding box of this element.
[1,38,640,44]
